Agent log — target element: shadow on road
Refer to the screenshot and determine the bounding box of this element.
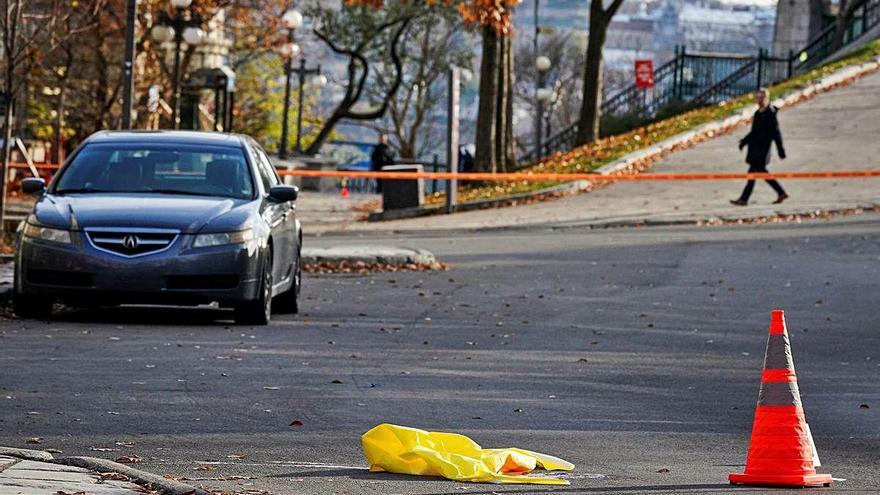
[49,305,236,326]
[269,470,757,494]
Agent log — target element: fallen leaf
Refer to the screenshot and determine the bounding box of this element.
[289,420,304,427]
[25,437,42,444]
[860,404,870,409]
[658,468,670,473]
[193,465,215,472]
[114,455,143,464]
[331,379,342,384]
[99,472,131,482]
[90,447,118,452]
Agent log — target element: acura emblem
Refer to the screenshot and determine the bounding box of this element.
[122,235,139,249]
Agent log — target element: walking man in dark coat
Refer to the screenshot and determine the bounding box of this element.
[730,87,789,206]
[370,134,394,193]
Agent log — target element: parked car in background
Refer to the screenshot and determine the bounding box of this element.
[14,130,302,325]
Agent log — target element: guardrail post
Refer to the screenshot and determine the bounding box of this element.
[445,67,460,215]
[787,49,794,78]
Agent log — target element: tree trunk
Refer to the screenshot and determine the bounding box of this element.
[503,34,517,169]
[576,10,609,145]
[475,25,499,173]
[494,33,508,173]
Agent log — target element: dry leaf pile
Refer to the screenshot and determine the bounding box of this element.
[304,260,447,274]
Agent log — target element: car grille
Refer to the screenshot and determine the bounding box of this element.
[85,228,179,257]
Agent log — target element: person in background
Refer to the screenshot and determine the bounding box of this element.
[459,144,475,173]
[730,87,788,206]
[370,134,394,193]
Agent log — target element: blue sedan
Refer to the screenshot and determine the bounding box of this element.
[14,130,301,325]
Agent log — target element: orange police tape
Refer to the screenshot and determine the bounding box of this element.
[277,169,880,182]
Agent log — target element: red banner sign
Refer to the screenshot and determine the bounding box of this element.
[635,60,655,88]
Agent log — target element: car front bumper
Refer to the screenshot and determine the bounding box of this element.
[16,231,262,305]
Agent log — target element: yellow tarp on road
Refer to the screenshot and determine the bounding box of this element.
[362,423,574,485]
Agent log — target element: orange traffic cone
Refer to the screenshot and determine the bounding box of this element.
[729,310,832,488]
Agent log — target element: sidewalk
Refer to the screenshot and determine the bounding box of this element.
[0,455,144,495]
[295,190,379,235]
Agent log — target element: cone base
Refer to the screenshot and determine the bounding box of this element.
[728,472,832,488]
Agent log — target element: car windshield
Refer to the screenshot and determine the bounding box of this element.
[54,143,255,199]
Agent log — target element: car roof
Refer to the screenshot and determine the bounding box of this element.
[84,130,248,148]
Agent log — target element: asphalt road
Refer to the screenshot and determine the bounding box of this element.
[1,218,879,495]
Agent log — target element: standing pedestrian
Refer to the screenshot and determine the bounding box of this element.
[730,87,788,206]
[370,134,394,193]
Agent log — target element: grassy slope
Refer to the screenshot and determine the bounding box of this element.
[427,40,880,206]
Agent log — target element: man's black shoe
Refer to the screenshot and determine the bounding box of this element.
[773,194,789,204]
[730,199,748,206]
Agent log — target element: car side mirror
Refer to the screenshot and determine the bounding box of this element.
[268,185,298,203]
[21,177,46,195]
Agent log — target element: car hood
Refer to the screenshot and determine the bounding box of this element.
[33,193,257,234]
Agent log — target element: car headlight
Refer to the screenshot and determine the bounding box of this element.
[192,229,254,248]
[23,223,72,244]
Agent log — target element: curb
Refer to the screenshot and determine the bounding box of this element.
[58,456,212,495]
[302,246,436,266]
[0,446,54,462]
[368,54,880,222]
[0,447,211,495]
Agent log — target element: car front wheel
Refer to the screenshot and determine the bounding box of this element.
[234,255,272,325]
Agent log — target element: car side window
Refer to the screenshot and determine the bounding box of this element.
[254,147,280,191]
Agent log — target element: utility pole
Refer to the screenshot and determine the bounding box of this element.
[445,67,460,215]
[121,0,138,129]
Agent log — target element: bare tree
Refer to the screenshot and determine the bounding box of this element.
[366,5,472,159]
[0,0,75,237]
[513,29,585,155]
[304,3,418,155]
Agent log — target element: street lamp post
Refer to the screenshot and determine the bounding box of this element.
[278,9,303,160]
[277,9,325,158]
[151,0,204,130]
[535,55,552,157]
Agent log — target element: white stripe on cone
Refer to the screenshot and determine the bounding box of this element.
[805,423,821,467]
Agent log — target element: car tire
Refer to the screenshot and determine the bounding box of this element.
[234,254,272,326]
[272,249,301,315]
[14,293,54,320]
